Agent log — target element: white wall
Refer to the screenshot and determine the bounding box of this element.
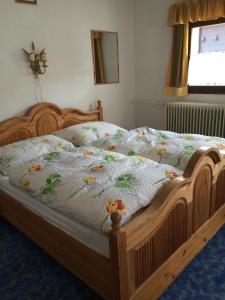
[0,0,135,129]
[134,0,225,130]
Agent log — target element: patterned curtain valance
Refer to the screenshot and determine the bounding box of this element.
[168,0,225,26]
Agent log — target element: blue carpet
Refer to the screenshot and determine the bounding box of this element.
[0,219,225,300]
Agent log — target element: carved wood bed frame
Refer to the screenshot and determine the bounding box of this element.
[0,101,225,300]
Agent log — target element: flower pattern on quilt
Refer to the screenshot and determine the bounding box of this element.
[95,127,225,171]
[28,164,42,173]
[21,179,30,191]
[0,134,75,175]
[101,199,127,232]
[90,164,105,173]
[9,146,182,232]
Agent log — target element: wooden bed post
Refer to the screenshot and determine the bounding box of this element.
[109,212,129,300]
[97,100,103,121]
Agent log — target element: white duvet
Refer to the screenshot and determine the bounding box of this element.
[97,127,225,170]
[8,146,182,233]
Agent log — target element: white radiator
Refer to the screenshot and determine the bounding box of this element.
[167,102,225,137]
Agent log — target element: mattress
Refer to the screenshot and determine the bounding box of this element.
[0,175,110,258]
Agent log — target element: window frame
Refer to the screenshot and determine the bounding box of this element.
[188,18,225,94]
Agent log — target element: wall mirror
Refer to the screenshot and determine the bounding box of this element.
[91,30,119,84]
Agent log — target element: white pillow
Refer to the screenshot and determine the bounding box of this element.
[53,121,128,147]
[0,134,75,176]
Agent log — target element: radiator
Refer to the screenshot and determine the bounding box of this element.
[167,102,225,137]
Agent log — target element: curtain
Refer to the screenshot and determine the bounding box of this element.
[165,0,225,96]
[92,32,105,84]
[164,24,189,96]
[168,0,225,26]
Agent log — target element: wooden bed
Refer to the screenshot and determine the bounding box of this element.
[0,101,225,300]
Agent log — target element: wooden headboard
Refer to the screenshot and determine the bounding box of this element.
[0,100,103,146]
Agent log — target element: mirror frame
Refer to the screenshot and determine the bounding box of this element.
[91,30,119,85]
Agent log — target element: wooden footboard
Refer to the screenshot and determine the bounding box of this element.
[109,148,225,300]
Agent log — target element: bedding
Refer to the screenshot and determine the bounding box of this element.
[53,121,128,147]
[0,135,75,176]
[98,127,225,170]
[8,146,182,233]
[0,174,109,257]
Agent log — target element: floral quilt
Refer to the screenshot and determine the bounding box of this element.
[0,135,75,176]
[98,127,225,170]
[53,121,128,147]
[8,146,182,233]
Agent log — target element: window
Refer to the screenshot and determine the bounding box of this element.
[188,19,225,94]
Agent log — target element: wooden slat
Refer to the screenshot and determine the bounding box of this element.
[192,165,212,232]
[131,204,225,300]
[215,169,225,211]
[133,201,187,289]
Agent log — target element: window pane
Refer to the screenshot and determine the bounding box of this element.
[188,23,225,86]
[199,23,225,53]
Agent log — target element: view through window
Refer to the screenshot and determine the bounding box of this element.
[188,21,225,89]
